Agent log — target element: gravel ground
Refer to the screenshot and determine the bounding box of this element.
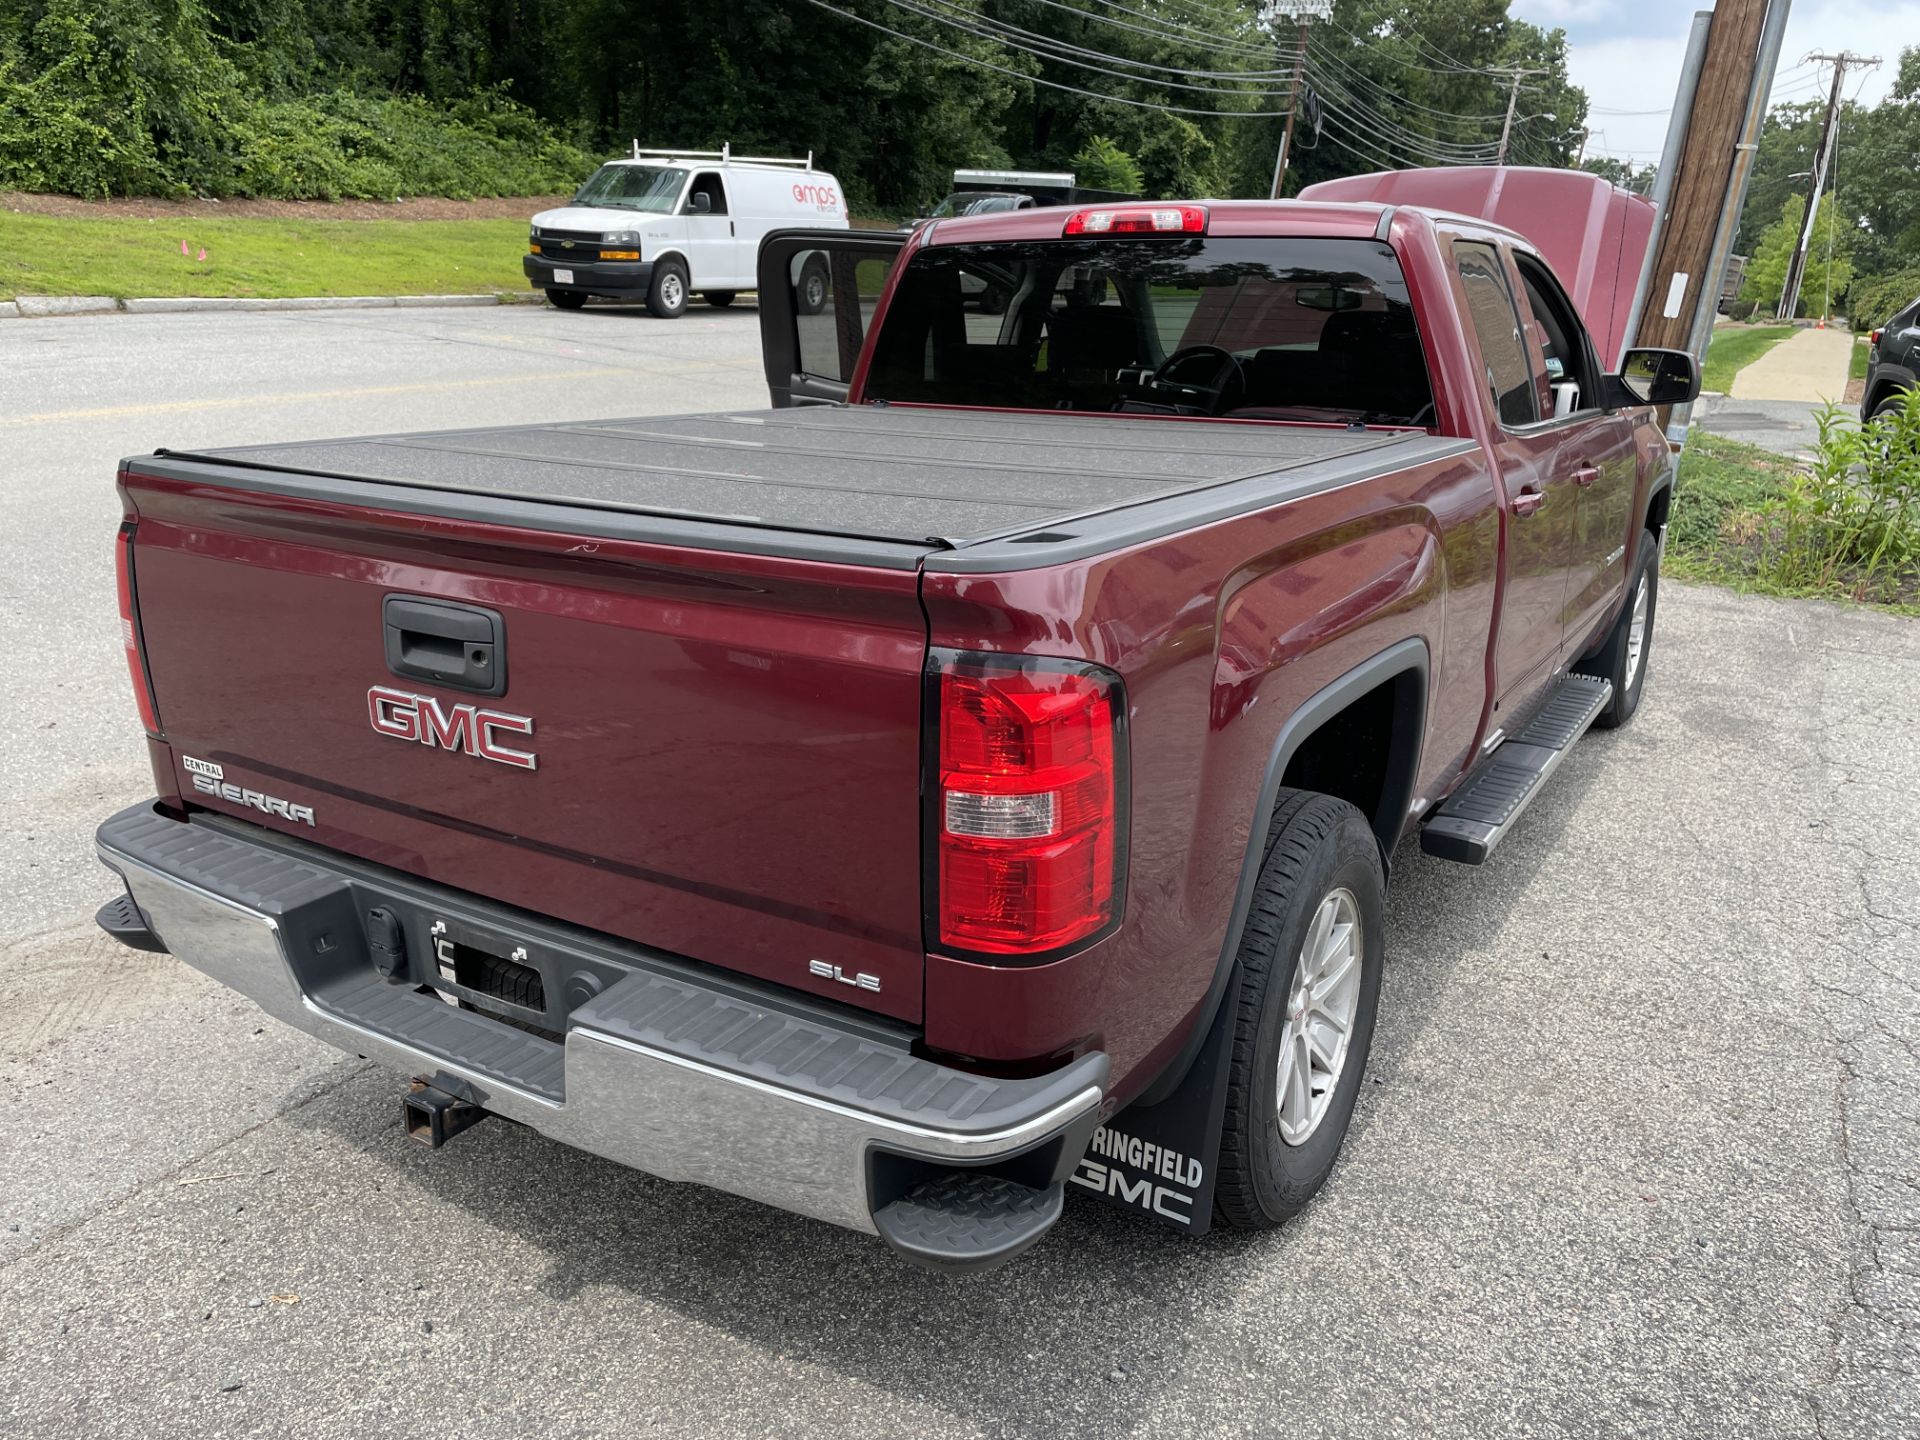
[1,307,1914,1438]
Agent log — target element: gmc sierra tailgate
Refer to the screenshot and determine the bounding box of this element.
[120,406,1424,1021]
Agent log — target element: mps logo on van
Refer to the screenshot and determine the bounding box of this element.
[792,182,839,211]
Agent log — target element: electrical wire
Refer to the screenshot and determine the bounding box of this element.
[902,0,1302,87]
[795,0,1295,117]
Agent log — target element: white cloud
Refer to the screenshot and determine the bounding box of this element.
[1510,1,1920,165]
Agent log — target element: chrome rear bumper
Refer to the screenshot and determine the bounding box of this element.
[97,804,1105,1243]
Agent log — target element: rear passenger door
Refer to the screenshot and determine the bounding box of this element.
[1510,250,1641,660]
[756,230,905,406]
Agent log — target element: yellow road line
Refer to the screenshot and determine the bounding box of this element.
[2,360,756,426]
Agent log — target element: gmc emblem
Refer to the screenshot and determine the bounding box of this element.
[367,686,537,770]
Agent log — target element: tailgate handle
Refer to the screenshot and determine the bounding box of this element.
[383,596,508,697]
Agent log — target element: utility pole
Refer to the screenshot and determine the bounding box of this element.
[1494,67,1549,165]
[1776,51,1878,321]
[1631,0,1774,355]
[1265,1,1329,198]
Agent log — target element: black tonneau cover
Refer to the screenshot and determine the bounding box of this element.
[165,406,1438,552]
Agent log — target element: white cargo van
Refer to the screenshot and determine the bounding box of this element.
[526,146,849,318]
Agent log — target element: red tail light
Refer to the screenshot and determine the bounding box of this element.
[1871,329,1882,347]
[929,653,1128,959]
[116,522,161,735]
[1062,205,1207,237]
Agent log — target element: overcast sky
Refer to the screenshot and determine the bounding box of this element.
[1507,1,1919,164]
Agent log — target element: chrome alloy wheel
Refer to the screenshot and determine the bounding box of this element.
[1276,886,1363,1147]
[804,271,826,310]
[1626,573,1650,687]
[660,270,685,310]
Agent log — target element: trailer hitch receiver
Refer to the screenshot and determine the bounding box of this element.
[402,1079,489,1148]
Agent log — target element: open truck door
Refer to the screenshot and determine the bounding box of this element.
[757,229,905,407]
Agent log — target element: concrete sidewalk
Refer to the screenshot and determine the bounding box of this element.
[1729,324,1854,404]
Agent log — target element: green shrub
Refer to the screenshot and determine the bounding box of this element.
[0,1,593,199]
[1760,397,1920,603]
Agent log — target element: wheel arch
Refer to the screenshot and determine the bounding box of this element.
[1132,637,1428,1106]
[1645,476,1673,539]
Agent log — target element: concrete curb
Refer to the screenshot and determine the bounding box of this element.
[14,295,119,317]
[2,292,542,318]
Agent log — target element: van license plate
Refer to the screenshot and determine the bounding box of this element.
[553,269,573,285]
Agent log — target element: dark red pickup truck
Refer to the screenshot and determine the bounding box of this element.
[96,196,1695,1271]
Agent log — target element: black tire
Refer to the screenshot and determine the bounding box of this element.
[1214,790,1386,1230]
[1577,527,1659,729]
[1870,387,1908,421]
[545,289,587,311]
[976,284,1009,315]
[704,291,737,308]
[798,259,829,316]
[646,259,689,319]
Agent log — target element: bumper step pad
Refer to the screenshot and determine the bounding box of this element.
[872,1171,1066,1273]
[1421,673,1613,865]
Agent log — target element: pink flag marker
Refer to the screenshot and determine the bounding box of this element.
[197,248,207,262]
[180,240,189,256]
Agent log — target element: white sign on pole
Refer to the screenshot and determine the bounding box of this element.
[1265,1,1333,16]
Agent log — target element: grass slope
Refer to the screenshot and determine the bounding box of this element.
[1700,324,1794,393]
[0,211,534,300]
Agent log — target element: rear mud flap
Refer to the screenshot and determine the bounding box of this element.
[1069,975,1237,1236]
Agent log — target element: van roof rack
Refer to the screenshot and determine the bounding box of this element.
[627,142,814,170]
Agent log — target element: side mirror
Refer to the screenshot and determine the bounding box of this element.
[687,192,712,215]
[1611,347,1699,406]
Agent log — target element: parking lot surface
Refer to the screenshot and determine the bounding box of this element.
[2,305,1916,1438]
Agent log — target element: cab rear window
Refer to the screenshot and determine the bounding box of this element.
[864,236,1433,426]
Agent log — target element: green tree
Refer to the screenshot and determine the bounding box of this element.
[1072,134,1145,193]
[1741,191,1855,319]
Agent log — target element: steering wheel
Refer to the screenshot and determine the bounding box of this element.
[1151,345,1246,412]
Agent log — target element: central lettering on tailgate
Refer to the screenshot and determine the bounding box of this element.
[367,686,538,770]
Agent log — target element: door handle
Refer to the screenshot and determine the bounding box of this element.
[383,596,508,697]
[1571,464,1601,488]
[1511,484,1546,518]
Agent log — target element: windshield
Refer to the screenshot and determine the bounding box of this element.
[572,164,685,213]
[864,236,1433,426]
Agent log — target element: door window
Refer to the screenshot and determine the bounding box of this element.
[792,251,894,383]
[1514,254,1600,420]
[1454,242,1538,428]
[686,172,728,215]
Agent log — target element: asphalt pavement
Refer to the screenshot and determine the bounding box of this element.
[2,305,1916,1438]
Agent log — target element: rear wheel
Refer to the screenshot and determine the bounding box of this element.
[545,289,587,311]
[647,260,689,319]
[1577,527,1659,729]
[798,259,829,316]
[1870,386,1909,421]
[704,291,737,308]
[1214,790,1385,1230]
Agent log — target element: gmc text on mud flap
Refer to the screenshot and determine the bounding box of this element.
[1070,1125,1204,1226]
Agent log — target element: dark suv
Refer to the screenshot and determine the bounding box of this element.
[1862,298,1920,420]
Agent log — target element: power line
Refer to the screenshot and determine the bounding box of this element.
[795,0,1295,117]
[877,0,1300,94]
